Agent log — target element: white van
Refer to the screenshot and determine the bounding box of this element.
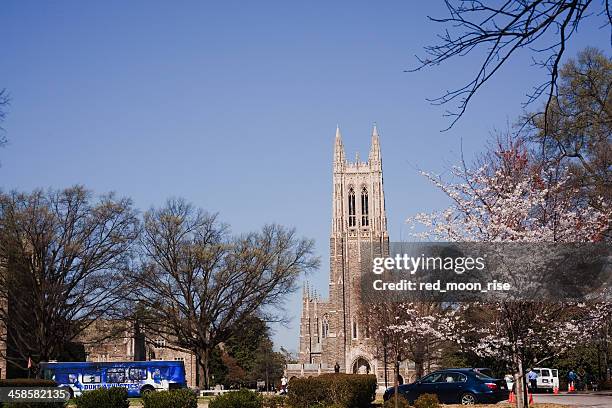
[532,367,559,392]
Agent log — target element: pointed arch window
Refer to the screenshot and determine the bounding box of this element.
[322,315,329,339]
[361,187,369,226]
[352,317,358,339]
[348,188,356,227]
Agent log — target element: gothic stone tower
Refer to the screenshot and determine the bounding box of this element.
[297,125,389,381]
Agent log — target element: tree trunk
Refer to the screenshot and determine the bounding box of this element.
[414,359,424,380]
[515,357,527,408]
[196,349,211,390]
[394,358,400,408]
[196,357,205,389]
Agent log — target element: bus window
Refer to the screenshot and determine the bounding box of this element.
[151,368,162,383]
[42,369,55,380]
[107,368,126,383]
[128,368,147,381]
[55,372,78,384]
[82,372,101,383]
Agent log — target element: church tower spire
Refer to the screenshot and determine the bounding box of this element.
[334,125,345,172]
[369,123,381,170]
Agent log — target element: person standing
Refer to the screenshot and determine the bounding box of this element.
[568,370,577,391]
[527,368,538,391]
[280,375,288,395]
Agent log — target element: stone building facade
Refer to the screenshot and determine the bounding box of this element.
[286,126,417,388]
[0,318,196,387]
[80,321,197,387]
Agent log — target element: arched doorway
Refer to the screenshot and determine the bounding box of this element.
[352,357,371,374]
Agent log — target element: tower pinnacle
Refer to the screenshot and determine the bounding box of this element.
[369,123,381,167]
[334,125,346,169]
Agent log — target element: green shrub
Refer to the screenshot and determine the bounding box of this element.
[383,394,410,408]
[599,380,612,390]
[141,389,197,408]
[74,387,129,408]
[414,393,440,408]
[208,389,262,408]
[3,403,65,408]
[262,394,286,408]
[287,376,327,408]
[0,379,65,408]
[3,403,66,408]
[287,374,376,408]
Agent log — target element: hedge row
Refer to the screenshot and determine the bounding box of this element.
[75,387,129,408]
[209,389,262,408]
[75,387,198,408]
[141,389,198,408]
[414,394,440,408]
[382,394,439,408]
[207,391,287,408]
[287,374,377,408]
[382,394,410,408]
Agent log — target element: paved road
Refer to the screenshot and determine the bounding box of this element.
[194,393,612,408]
[532,392,612,407]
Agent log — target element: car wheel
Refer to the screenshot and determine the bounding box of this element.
[460,392,477,405]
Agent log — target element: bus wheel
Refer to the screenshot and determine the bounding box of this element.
[140,386,155,396]
[60,387,73,399]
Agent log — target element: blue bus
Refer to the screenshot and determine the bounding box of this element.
[40,360,187,398]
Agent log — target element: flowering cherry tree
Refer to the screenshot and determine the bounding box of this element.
[404,140,610,407]
[410,141,608,243]
[364,300,450,407]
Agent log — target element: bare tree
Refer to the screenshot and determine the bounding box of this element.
[134,199,319,389]
[0,186,139,373]
[412,1,611,131]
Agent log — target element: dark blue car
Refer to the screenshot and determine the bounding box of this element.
[383,368,509,405]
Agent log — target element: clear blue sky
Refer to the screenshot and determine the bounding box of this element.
[1,1,608,352]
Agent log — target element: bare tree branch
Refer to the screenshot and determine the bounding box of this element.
[412,0,610,131]
[0,88,10,148]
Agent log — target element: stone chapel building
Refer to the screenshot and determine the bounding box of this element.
[286,125,417,388]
